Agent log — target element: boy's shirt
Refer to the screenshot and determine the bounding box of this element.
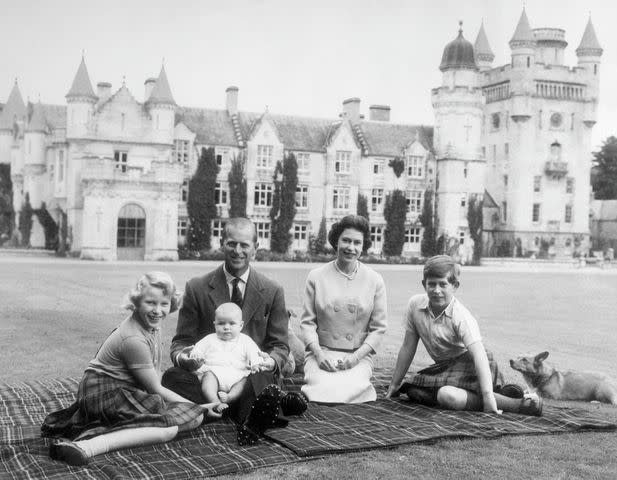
[405,294,482,363]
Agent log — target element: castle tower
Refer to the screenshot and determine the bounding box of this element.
[474,21,494,72]
[65,56,97,139]
[23,101,48,209]
[432,22,484,244]
[146,64,176,145]
[576,17,603,120]
[0,81,27,165]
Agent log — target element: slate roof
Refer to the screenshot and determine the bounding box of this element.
[176,107,239,146]
[26,102,47,132]
[66,57,97,100]
[474,22,494,59]
[510,9,535,45]
[0,81,27,130]
[148,65,176,106]
[576,17,603,55]
[361,122,433,156]
[440,27,477,72]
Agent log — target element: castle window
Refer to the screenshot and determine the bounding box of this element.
[460,194,467,208]
[502,201,507,222]
[538,110,542,129]
[57,150,65,183]
[491,113,500,130]
[373,158,384,175]
[370,226,383,249]
[406,190,423,214]
[566,177,574,194]
[504,143,509,160]
[254,183,273,207]
[503,175,508,187]
[173,140,190,164]
[565,205,573,223]
[550,141,562,161]
[526,56,530,68]
[371,188,384,212]
[212,220,226,239]
[533,176,541,193]
[332,186,350,210]
[295,184,309,209]
[114,151,128,173]
[406,155,424,178]
[214,182,228,205]
[296,152,310,172]
[255,222,270,240]
[256,145,273,169]
[177,218,188,238]
[293,224,308,241]
[594,64,597,75]
[532,203,541,223]
[180,180,188,202]
[335,151,351,174]
[215,147,230,166]
[404,227,421,246]
[458,231,465,245]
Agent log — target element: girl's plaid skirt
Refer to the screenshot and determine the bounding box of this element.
[41,370,205,440]
[404,350,505,394]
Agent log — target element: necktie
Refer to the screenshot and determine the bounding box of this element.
[231,278,243,308]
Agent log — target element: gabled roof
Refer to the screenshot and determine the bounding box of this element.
[474,21,494,59]
[66,57,97,100]
[26,102,47,133]
[576,17,603,56]
[359,122,433,156]
[148,65,175,106]
[0,81,27,130]
[176,108,239,147]
[509,9,535,46]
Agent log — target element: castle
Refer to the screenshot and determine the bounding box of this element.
[0,9,602,260]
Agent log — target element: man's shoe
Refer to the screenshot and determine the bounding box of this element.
[237,384,284,446]
[280,391,309,416]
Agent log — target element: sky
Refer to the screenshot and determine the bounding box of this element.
[2,0,616,149]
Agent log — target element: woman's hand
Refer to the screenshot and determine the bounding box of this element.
[482,392,502,414]
[337,353,360,371]
[315,350,337,372]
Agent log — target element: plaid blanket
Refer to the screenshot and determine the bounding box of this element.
[1,373,615,479]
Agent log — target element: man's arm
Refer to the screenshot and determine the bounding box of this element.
[467,341,501,413]
[386,330,420,398]
[261,284,289,373]
[170,280,201,367]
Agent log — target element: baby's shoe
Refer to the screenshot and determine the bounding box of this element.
[280,391,309,416]
[518,393,543,416]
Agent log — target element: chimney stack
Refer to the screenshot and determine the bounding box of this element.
[97,82,112,103]
[342,97,361,123]
[369,104,390,122]
[144,77,156,102]
[226,86,239,115]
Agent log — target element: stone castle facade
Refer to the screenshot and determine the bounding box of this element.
[0,9,601,260]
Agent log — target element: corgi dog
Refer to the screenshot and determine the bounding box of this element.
[510,351,617,405]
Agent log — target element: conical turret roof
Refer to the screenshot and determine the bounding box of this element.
[26,101,47,133]
[576,17,603,56]
[474,21,494,59]
[66,56,97,100]
[439,24,477,72]
[0,80,27,130]
[148,65,175,106]
[510,9,535,46]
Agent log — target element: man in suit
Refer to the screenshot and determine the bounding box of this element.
[162,218,305,442]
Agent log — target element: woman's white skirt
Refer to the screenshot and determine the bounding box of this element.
[301,349,376,403]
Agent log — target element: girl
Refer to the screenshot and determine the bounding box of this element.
[42,271,225,466]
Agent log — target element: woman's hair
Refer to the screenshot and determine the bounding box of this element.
[125,271,182,313]
[327,214,372,251]
[422,255,461,288]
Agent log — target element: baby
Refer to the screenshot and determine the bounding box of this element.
[191,302,264,404]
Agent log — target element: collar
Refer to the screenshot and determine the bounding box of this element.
[419,295,456,320]
[223,264,250,285]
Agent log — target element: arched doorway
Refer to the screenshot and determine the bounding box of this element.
[117,203,145,260]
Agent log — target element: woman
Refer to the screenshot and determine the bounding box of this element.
[300,215,387,403]
[41,272,224,466]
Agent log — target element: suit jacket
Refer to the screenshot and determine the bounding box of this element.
[170,265,289,374]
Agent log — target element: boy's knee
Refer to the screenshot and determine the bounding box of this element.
[436,386,467,410]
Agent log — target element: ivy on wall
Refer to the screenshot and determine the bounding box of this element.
[187,147,219,251]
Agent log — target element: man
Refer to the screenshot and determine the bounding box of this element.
[162,217,306,443]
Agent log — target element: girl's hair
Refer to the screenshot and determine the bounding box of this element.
[327,214,372,251]
[125,271,182,313]
[422,255,461,288]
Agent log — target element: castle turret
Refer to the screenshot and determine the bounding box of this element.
[0,80,26,166]
[432,22,484,241]
[65,56,97,139]
[24,101,48,210]
[146,64,176,144]
[474,21,494,72]
[576,17,602,104]
[509,9,536,69]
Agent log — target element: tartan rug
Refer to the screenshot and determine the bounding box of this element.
[1,373,616,479]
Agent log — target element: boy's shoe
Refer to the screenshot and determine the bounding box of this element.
[50,440,89,466]
[280,391,309,416]
[497,383,525,399]
[518,393,543,416]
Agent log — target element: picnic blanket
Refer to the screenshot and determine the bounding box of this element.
[1,373,615,479]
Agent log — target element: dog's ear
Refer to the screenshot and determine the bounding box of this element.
[535,351,549,365]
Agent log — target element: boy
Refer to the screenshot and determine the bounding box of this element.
[386,255,542,416]
[191,303,265,405]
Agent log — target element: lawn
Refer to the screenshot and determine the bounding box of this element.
[1,256,616,479]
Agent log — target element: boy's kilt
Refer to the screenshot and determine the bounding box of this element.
[42,370,205,441]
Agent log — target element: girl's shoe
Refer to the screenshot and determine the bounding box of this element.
[518,393,543,416]
[50,440,89,466]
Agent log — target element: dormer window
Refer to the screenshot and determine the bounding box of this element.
[335,151,351,174]
[406,155,423,178]
[215,147,230,166]
[257,145,273,169]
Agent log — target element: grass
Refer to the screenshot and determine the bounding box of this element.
[2,257,617,479]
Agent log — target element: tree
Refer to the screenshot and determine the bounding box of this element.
[356,193,370,253]
[592,136,617,199]
[420,187,437,257]
[312,216,328,254]
[187,147,219,251]
[228,152,247,218]
[382,189,406,256]
[270,153,298,253]
[18,193,33,247]
[33,202,58,250]
[467,193,484,265]
[0,164,13,240]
